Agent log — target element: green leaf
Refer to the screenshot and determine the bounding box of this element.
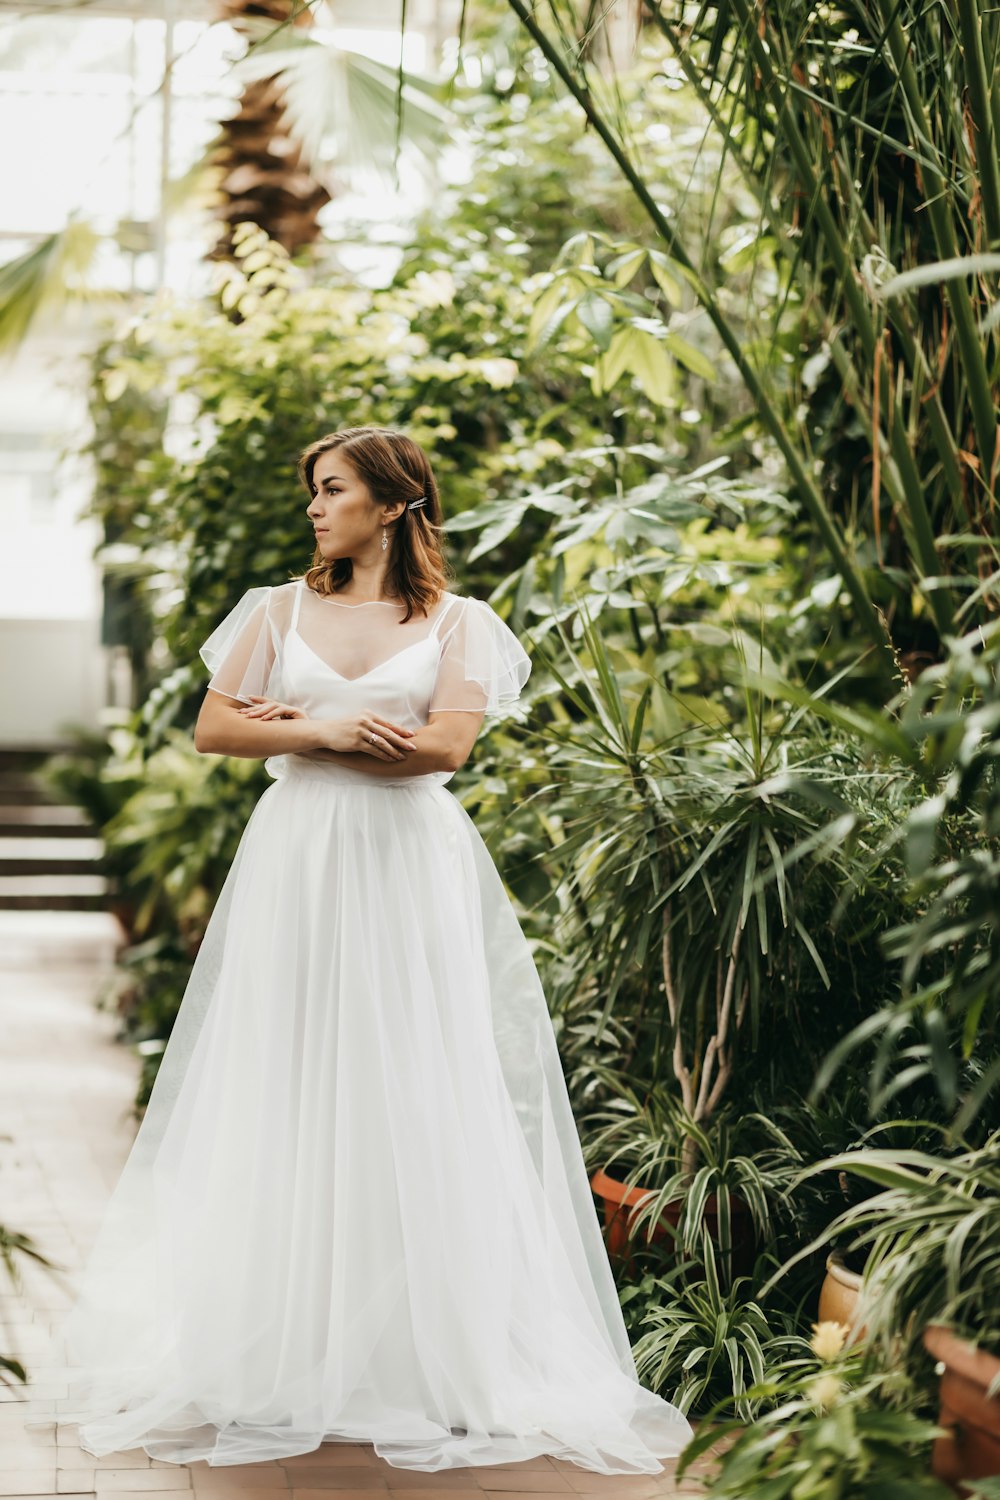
[466,506,528,563]
[628,328,676,406]
[647,249,687,304]
[575,290,615,350]
[877,253,1000,297]
[664,331,717,381]
[0,217,119,351]
[593,326,641,391]
[606,247,648,287]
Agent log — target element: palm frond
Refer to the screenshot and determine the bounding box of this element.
[231,26,454,183]
[0,218,120,352]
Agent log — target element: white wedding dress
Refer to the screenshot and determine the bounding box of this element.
[22,578,692,1471]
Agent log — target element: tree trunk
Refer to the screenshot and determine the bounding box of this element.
[208,1,331,261]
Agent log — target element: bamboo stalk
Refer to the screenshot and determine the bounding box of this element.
[957,0,1000,247]
[700,0,879,365]
[879,3,1000,485]
[827,334,948,625]
[504,0,896,676]
[648,3,976,584]
[630,0,979,619]
[675,0,956,630]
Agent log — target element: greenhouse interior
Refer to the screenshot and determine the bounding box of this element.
[0,1,998,1496]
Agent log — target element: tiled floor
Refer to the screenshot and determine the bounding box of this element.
[0,911,710,1500]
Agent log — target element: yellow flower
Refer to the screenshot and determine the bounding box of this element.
[810,1320,849,1360]
[808,1373,843,1411]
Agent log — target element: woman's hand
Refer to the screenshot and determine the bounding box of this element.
[319,713,417,763]
[238,699,416,762]
[237,696,306,720]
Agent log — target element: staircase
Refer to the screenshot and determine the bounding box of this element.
[0,750,107,911]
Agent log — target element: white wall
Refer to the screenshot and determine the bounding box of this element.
[0,332,108,749]
[0,617,106,750]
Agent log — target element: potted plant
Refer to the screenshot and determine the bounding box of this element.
[582,1081,772,1281]
[622,1237,800,1419]
[922,1325,1000,1489]
[749,1085,952,1340]
[817,1248,865,1332]
[532,613,884,1273]
[676,1318,952,1497]
[782,1135,1000,1492]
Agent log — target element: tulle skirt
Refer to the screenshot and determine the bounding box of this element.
[22,757,693,1471]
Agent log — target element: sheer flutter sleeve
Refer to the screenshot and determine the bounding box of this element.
[429,595,531,716]
[198,586,280,704]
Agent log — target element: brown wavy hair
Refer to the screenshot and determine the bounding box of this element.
[296,426,452,622]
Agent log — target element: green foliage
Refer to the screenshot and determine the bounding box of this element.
[105,933,207,1110]
[114,749,258,1050]
[82,52,796,708]
[446,436,801,664]
[763,617,1000,1134]
[668,0,1000,616]
[0,217,120,350]
[35,6,1000,1439]
[743,1086,952,1284]
[63,78,799,1128]
[879,622,1000,1132]
[39,724,135,831]
[80,223,599,726]
[796,1135,1000,1367]
[516,608,908,1138]
[101,730,265,942]
[628,1241,802,1419]
[510,0,1000,662]
[0,1217,70,1390]
[54,731,269,1058]
[677,1340,950,1498]
[580,1083,787,1278]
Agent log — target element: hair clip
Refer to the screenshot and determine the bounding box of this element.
[407,495,428,510]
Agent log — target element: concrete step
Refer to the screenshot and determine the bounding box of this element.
[0,750,107,910]
[0,805,94,838]
[0,836,104,876]
[0,751,106,909]
[0,908,123,966]
[0,750,49,773]
[0,874,108,910]
[0,773,52,807]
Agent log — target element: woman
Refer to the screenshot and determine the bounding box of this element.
[23,426,692,1472]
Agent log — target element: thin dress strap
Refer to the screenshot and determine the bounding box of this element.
[291,577,305,631]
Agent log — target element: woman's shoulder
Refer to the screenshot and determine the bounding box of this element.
[227,578,299,603]
[438,591,507,617]
[254,579,300,613]
[259,580,487,617]
[433,593,522,644]
[437,589,491,609]
[434,589,479,621]
[225,578,299,631]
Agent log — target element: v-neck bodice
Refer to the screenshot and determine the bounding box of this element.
[287,626,440,689]
[272,582,462,787]
[287,579,456,683]
[198,576,533,790]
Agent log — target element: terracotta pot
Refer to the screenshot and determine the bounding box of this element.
[923,1324,1000,1492]
[817,1251,867,1341]
[589,1166,754,1275]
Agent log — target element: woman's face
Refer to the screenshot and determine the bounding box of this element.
[306,450,399,560]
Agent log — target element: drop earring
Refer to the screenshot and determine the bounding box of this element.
[381,525,388,552]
